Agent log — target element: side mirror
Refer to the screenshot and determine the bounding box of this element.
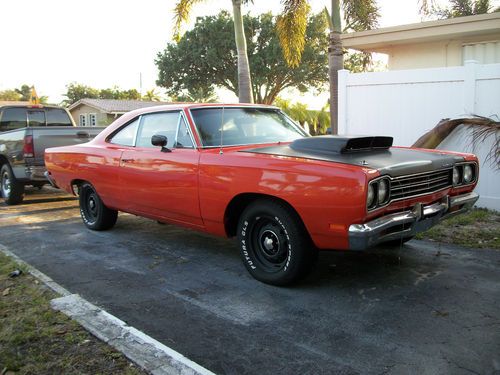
[151,134,171,153]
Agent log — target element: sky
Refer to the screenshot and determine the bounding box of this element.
[0,0,497,107]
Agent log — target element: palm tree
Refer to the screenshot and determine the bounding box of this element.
[277,0,378,135]
[173,0,254,103]
[143,89,161,101]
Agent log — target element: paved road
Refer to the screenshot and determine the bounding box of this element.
[1,187,499,375]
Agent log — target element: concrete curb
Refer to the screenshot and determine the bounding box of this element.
[0,244,216,375]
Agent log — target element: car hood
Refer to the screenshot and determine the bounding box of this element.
[241,144,464,178]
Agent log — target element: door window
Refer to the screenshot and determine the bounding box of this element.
[109,118,140,146]
[136,112,180,148]
[175,117,194,148]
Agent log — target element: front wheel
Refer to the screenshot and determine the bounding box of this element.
[237,199,317,286]
[79,183,118,230]
[1,164,25,205]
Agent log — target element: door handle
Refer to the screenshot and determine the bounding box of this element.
[121,158,134,163]
[76,131,90,138]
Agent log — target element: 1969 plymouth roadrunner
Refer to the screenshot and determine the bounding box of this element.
[45,104,479,285]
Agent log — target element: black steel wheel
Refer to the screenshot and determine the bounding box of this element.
[237,199,317,286]
[79,183,118,230]
[1,164,24,205]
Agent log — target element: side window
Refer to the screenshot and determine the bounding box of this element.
[109,118,140,146]
[79,114,87,127]
[89,113,97,127]
[0,108,28,131]
[175,117,194,148]
[27,110,46,127]
[46,108,72,126]
[136,112,179,148]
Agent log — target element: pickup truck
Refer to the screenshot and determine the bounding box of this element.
[0,104,104,204]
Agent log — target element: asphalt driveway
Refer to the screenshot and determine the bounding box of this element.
[1,187,499,375]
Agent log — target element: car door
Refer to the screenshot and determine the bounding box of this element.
[118,110,203,228]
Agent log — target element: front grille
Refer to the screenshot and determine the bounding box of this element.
[390,169,452,201]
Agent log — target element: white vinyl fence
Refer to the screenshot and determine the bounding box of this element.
[338,61,500,210]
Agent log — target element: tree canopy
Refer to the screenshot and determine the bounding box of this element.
[63,83,143,105]
[156,11,329,104]
[0,84,48,104]
[423,0,499,18]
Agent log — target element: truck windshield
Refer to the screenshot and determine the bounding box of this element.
[190,107,307,147]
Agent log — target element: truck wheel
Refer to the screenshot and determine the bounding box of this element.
[79,183,117,230]
[1,164,25,205]
[237,199,317,286]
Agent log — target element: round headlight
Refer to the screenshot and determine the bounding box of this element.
[452,167,460,185]
[378,179,389,204]
[463,164,473,183]
[367,184,375,208]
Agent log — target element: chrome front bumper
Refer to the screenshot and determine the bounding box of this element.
[348,192,479,251]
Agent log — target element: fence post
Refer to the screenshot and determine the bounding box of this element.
[338,69,349,134]
[463,60,478,115]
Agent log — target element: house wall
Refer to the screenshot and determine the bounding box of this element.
[69,104,115,126]
[386,38,500,70]
[338,61,500,210]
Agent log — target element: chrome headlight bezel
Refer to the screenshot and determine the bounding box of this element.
[453,162,477,187]
[367,176,391,211]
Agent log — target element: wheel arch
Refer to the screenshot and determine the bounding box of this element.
[70,179,90,195]
[224,193,309,238]
[0,155,9,168]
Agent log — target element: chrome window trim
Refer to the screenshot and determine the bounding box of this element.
[126,110,196,150]
[187,106,308,149]
[176,111,196,149]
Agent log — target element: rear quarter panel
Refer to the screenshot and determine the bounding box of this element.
[32,127,105,165]
[45,143,122,209]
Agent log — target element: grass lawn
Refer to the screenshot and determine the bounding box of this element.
[416,208,500,249]
[0,253,145,375]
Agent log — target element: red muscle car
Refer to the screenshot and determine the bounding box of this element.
[45,104,479,285]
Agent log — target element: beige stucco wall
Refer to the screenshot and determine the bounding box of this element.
[386,37,500,70]
[69,104,120,127]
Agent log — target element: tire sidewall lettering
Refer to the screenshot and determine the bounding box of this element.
[240,213,293,274]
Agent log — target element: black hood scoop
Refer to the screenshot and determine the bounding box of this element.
[290,136,393,154]
[242,135,465,177]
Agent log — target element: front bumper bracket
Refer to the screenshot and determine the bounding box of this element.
[348,192,479,250]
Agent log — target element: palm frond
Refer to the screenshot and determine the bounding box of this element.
[342,0,379,32]
[413,116,500,169]
[172,0,204,42]
[277,0,310,68]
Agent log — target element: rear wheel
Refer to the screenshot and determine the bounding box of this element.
[79,183,117,230]
[237,199,317,286]
[1,164,25,205]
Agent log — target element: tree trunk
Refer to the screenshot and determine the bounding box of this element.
[328,0,343,135]
[232,0,254,103]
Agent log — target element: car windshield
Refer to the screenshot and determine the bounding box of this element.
[190,107,307,147]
